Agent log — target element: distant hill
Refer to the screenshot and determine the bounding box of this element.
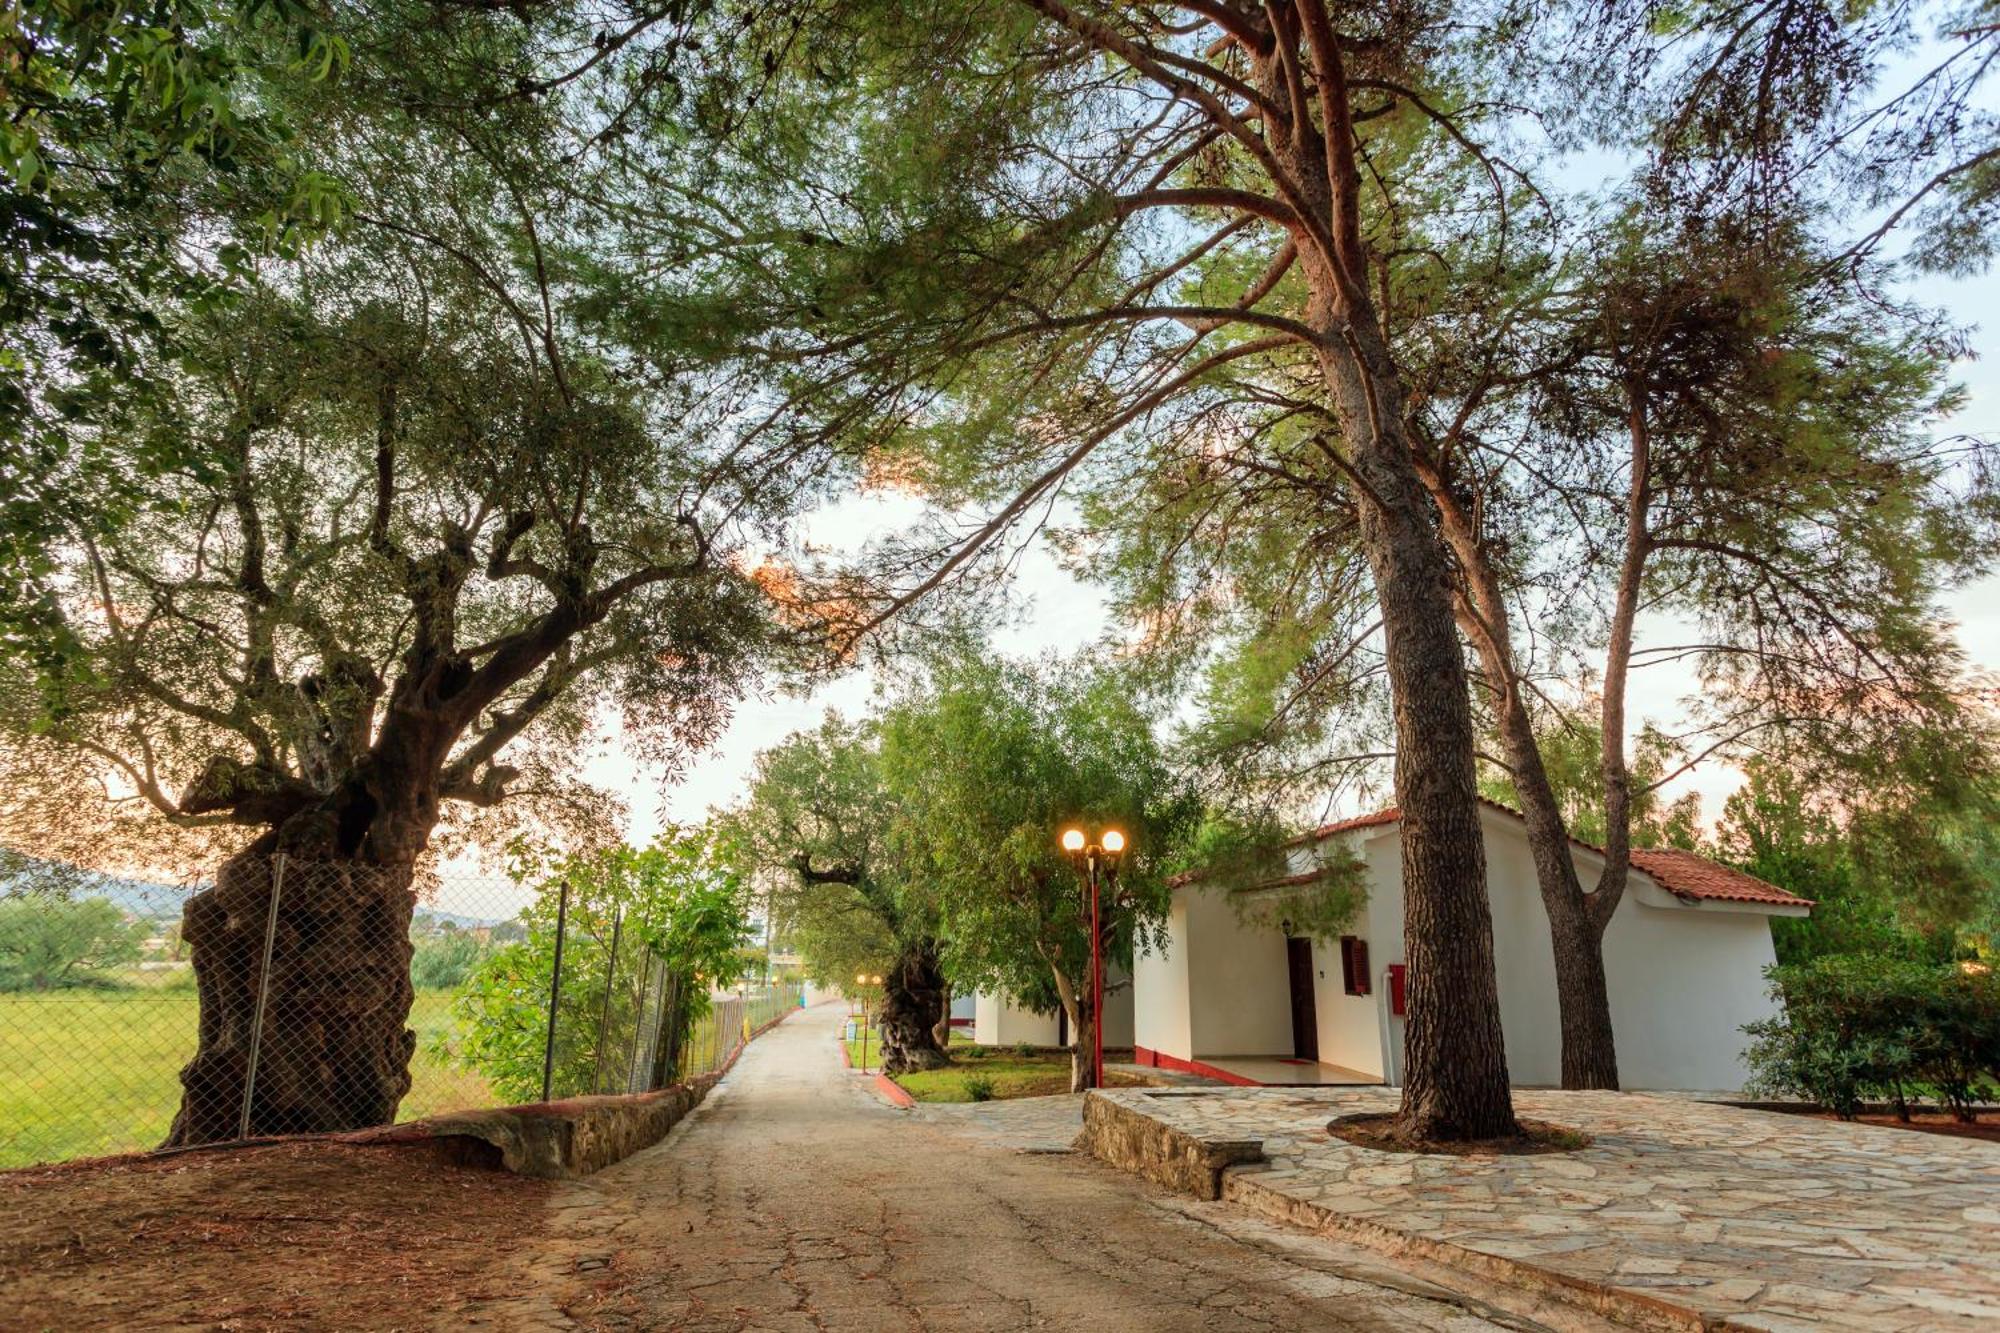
[4,851,526,929]
[0,851,195,922]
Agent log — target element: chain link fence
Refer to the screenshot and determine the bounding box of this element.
[0,855,800,1169]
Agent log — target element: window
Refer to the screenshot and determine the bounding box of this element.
[1338,935,1370,996]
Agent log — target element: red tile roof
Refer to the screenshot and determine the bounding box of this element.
[1625,847,1813,907]
[1182,800,1812,908]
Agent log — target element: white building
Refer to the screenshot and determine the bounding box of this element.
[1133,800,1811,1092]
[973,972,1135,1049]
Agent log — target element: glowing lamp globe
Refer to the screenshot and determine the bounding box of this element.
[1101,829,1126,853]
[1061,828,1086,852]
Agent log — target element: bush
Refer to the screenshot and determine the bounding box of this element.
[0,897,147,991]
[963,1073,996,1102]
[410,929,494,990]
[1744,955,1999,1120]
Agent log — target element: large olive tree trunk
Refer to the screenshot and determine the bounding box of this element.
[166,730,450,1147]
[933,982,953,1050]
[876,940,950,1074]
[165,848,418,1145]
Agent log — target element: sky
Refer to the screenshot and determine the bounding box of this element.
[580,76,2000,856]
[587,284,2000,850]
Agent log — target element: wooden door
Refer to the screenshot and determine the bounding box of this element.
[1286,937,1319,1061]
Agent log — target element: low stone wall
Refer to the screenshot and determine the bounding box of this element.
[351,1073,723,1179]
[1079,1090,1262,1200]
[352,1008,793,1179]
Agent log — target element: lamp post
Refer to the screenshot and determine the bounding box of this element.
[854,972,883,1073]
[1060,826,1126,1090]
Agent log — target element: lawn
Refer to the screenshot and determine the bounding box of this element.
[842,1032,1147,1103]
[0,983,494,1169]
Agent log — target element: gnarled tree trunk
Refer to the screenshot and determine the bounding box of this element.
[1051,966,1097,1093]
[876,940,950,1074]
[166,849,418,1145]
[933,982,953,1050]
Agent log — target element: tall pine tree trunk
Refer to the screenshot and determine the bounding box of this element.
[1423,480,1622,1091]
[1311,333,1518,1140]
[1494,694,1621,1090]
[1238,32,1517,1141]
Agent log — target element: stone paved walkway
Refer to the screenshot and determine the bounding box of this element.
[1090,1086,2000,1331]
[461,1005,1604,1331]
[909,1092,1089,1154]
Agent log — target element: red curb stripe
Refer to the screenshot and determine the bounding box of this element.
[873,1072,915,1108]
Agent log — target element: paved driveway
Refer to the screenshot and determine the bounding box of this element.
[461,1003,1578,1331]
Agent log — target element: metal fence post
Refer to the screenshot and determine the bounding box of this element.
[239,853,287,1141]
[591,906,622,1094]
[540,877,571,1103]
[624,950,652,1093]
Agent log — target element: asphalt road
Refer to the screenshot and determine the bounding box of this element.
[462,1002,1583,1332]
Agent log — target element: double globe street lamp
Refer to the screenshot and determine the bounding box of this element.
[1060,826,1126,1090]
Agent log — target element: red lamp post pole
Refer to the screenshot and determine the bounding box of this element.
[1062,827,1124,1094]
[1089,854,1104,1090]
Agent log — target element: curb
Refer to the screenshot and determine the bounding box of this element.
[351,1004,800,1181]
[1221,1171,1711,1332]
[1080,1092,1723,1333]
[873,1072,916,1109]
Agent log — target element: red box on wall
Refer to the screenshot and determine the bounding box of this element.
[1386,963,1407,1017]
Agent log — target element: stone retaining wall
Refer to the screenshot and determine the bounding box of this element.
[1079,1091,1262,1200]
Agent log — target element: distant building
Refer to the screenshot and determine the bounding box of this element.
[973,972,1134,1049]
[1134,800,1810,1092]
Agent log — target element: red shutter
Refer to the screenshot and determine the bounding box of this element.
[1339,936,1370,996]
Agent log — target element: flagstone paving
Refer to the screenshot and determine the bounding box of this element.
[1087,1086,2000,1330]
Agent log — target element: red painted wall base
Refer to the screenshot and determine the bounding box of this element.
[1130,1045,1261,1087]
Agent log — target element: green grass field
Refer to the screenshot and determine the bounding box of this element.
[842,1032,1143,1103]
[0,985,494,1169]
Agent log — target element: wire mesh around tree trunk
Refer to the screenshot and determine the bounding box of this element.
[0,854,801,1169]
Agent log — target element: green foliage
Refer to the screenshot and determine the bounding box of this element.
[1717,745,2000,966]
[1182,810,1367,943]
[1743,956,2000,1120]
[962,1072,996,1102]
[1479,721,1702,852]
[3,0,802,875]
[729,715,909,991]
[409,928,495,991]
[874,646,1202,1018]
[0,896,146,990]
[449,830,752,1103]
[3,0,351,665]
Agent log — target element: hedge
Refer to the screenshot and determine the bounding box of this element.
[1743,955,2000,1121]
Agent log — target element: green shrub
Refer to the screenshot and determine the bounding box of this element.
[0,897,146,991]
[963,1072,996,1102]
[1013,1041,1036,1058]
[411,929,495,990]
[1744,955,1999,1120]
